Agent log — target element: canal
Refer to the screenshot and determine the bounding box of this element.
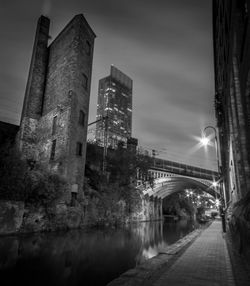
[0,219,199,286]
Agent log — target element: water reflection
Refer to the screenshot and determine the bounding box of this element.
[0,219,198,286]
[134,219,198,265]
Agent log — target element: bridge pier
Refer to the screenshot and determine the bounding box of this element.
[138,194,163,221]
[159,198,163,220]
[149,196,163,221]
[149,196,154,220]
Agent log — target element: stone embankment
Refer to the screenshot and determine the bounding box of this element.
[0,200,84,235]
[0,196,163,235]
[107,223,211,286]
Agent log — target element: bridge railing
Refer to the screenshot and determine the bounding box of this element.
[151,158,219,181]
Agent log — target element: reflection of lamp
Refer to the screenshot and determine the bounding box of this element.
[200,125,226,232]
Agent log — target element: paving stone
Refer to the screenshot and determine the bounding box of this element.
[153,219,235,286]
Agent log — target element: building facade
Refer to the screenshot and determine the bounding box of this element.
[18,15,95,202]
[213,0,250,206]
[95,66,133,148]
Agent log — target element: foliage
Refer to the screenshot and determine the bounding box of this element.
[107,141,153,187]
[0,142,28,200]
[85,141,153,187]
[86,141,103,168]
[107,142,135,185]
[162,191,194,216]
[85,164,102,190]
[178,197,194,215]
[84,141,151,215]
[196,205,205,216]
[25,168,66,206]
[117,184,142,213]
[0,143,66,206]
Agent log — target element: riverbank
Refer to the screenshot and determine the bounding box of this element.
[107,221,212,286]
[0,196,163,236]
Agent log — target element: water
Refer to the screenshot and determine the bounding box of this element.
[0,219,199,286]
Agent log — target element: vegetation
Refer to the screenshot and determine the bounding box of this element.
[85,141,154,217]
[0,139,152,221]
[0,143,66,206]
[162,191,194,217]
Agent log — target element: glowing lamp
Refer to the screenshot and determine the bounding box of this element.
[200,136,209,146]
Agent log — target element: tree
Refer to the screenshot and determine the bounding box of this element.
[0,143,66,206]
[107,141,135,185]
[106,142,154,187]
[84,141,154,215]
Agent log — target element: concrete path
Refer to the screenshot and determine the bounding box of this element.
[152,219,235,286]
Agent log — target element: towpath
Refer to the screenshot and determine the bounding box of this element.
[152,219,235,286]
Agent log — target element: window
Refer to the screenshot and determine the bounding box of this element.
[79,110,85,126]
[52,115,57,135]
[76,142,83,156]
[82,73,88,89]
[86,40,91,55]
[71,192,77,206]
[50,139,56,160]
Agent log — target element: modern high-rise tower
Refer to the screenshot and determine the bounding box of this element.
[95,66,133,148]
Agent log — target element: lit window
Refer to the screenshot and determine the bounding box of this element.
[76,142,83,156]
[79,110,85,126]
[50,139,56,160]
[52,116,57,135]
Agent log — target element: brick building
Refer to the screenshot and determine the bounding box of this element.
[213,0,250,206]
[18,15,95,202]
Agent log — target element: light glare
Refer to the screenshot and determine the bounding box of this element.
[212,181,218,187]
[200,137,209,146]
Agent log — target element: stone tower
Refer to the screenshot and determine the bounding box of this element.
[19,15,96,202]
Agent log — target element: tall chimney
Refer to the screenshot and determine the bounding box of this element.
[21,15,50,121]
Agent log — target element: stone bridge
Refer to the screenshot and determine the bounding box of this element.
[137,157,219,199]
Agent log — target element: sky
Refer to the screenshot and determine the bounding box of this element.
[0,0,217,170]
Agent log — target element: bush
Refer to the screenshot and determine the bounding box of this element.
[0,144,66,206]
[25,168,66,206]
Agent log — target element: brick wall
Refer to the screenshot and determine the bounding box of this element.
[19,14,95,202]
[21,16,50,120]
[213,0,250,204]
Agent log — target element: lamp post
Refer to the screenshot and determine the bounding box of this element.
[201,126,220,178]
[201,126,226,232]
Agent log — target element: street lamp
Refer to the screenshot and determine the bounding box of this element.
[201,125,226,232]
[201,126,220,176]
[201,126,220,198]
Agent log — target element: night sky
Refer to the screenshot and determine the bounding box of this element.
[0,0,217,170]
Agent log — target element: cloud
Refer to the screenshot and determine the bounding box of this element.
[0,0,216,170]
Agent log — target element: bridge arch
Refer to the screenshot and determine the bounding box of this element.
[142,175,220,200]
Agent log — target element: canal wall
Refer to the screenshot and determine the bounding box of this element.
[0,196,163,235]
[0,200,85,235]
